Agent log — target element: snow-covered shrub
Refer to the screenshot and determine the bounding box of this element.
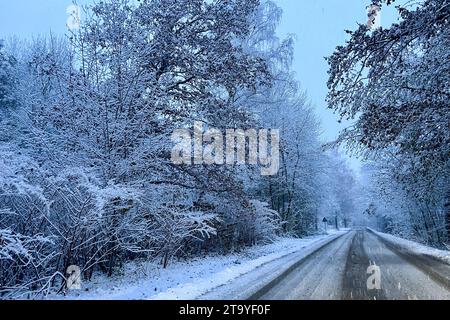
[0,150,58,298]
[247,200,281,244]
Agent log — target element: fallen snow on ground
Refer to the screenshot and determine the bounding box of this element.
[59,230,344,300]
[370,229,450,265]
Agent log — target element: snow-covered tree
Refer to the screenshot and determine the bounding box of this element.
[326,0,450,246]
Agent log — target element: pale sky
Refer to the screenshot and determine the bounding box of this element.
[0,0,405,172]
[274,0,405,171]
[275,0,403,139]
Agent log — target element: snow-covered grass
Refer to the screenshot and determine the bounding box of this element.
[57,230,345,300]
[369,228,450,265]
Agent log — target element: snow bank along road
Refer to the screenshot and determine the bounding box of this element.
[209,229,450,300]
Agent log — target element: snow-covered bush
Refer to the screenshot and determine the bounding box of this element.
[247,200,281,243]
[0,150,57,298]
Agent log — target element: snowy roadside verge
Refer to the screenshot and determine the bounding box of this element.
[60,230,347,300]
[367,228,450,265]
[156,229,349,300]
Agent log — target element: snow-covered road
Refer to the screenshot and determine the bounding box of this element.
[258,230,354,300]
[61,231,348,300]
[61,229,449,300]
[362,231,450,300]
[253,229,450,300]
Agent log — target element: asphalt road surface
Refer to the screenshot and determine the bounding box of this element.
[258,230,450,300]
